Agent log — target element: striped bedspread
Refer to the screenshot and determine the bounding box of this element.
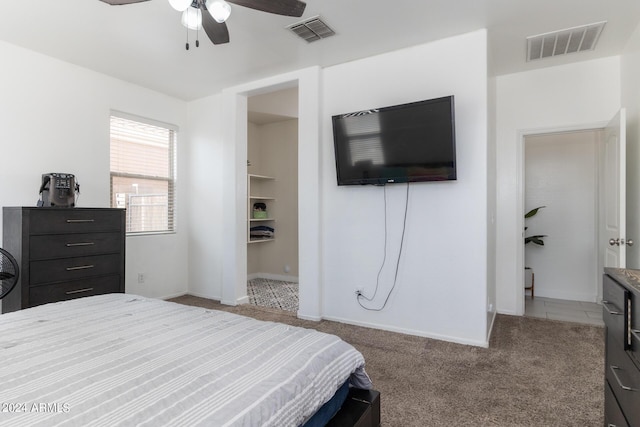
[0,294,371,426]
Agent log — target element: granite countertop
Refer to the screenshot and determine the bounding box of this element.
[605,267,640,294]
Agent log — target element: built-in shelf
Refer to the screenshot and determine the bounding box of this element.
[248,174,276,244]
[248,237,275,244]
[249,174,274,180]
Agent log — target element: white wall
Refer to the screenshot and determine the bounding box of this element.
[0,40,189,301]
[524,131,600,302]
[321,30,489,346]
[186,31,490,345]
[185,93,225,300]
[622,21,640,269]
[495,57,621,315]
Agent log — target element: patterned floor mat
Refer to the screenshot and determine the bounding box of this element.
[247,278,299,312]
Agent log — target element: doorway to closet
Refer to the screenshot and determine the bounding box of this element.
[246,88,299,313]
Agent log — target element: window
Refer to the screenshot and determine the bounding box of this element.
[110,113,177,234]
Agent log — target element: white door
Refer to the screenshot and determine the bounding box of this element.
[602,108,627,269]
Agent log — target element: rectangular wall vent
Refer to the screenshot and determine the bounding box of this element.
[287,16,335,43]
[527,21,606,61]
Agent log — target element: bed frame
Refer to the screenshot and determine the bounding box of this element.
[328,389,381,427]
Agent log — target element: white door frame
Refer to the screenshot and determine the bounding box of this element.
[220,67,323,321]
[515,121,607,315]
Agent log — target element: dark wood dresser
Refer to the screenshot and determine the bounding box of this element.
[2,207,125,313]
[603,268,640,427]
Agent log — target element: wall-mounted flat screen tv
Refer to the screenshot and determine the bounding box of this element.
[332,96,456,185]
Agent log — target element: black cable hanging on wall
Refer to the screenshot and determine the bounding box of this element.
[357,182,410,311]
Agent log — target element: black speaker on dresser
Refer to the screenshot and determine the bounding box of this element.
[38,173,78,207]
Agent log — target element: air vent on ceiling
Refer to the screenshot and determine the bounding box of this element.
[526,21,606,62]
[288,16,335,43]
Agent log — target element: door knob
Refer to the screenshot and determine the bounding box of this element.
[609,238,634,246]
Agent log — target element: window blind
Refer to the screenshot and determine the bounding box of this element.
[109,115,177,234]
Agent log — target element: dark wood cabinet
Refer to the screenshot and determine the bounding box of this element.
[2,207,125,313]
[603,268,640,427]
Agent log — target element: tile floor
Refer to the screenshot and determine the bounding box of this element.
[525,295,604,327]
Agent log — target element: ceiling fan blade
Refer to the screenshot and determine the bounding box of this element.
[227,0,306,17]
[201,4,230,45]
[99,0,150,5]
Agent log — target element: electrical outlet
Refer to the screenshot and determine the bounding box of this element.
[137,273,145,284]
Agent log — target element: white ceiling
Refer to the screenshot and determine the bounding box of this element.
[1,0,639,101]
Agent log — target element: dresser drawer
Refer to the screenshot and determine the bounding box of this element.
[30,232,122,260]
[631,292,640,368]
[605,380,629,427]
[606,333,640,425]
[604,275,629,348]
[29,209,123,234]
[30,254,122,285]
[29,275,122,307]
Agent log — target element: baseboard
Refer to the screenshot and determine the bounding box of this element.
[247,273,299,283]
[221,299,237,306]
[156,291,191,300]
[183,291,221,301]
[170,292,248,307]
[297,312,322,322]
[536,289,597,303]
[322,315,489,348]
[220,296,250,306]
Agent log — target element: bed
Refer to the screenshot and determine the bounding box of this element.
[0,293,376,426]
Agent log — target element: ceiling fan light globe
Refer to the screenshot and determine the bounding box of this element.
[181,6,202,30]
[168,0,191,12]
[206,0,231,23]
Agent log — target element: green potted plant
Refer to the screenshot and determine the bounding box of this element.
[525,206,546,246]
[524,206,546,298]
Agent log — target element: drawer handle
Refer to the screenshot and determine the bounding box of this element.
[66,265,95,271]
[602,300,622,315]
[65,287,94,295]
[66,242,95,247]
[610,365,636,391]
[66,219,95,223]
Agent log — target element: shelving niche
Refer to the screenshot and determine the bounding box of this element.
[248,174,276,243]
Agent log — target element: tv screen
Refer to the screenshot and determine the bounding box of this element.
[332,96,456,185]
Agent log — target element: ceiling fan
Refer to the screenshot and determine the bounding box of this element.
[99,0,306,47]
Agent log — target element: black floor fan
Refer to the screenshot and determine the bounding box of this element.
[0,248,19,301]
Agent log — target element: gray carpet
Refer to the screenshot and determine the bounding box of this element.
[169,295,604,427]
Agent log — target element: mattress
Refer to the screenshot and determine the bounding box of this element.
[0,294,372,426]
